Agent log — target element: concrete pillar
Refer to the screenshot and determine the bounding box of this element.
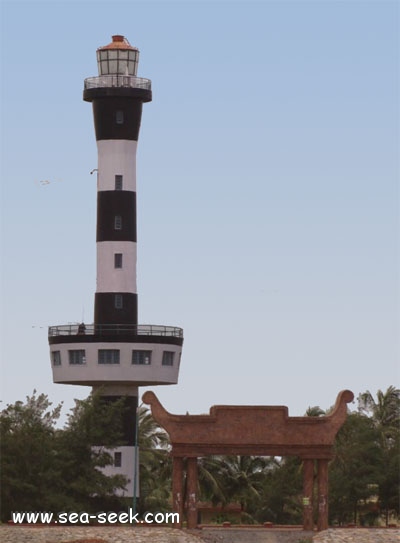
[317,459,329,531]
[186,457,198,529]
[302,459,314,531]
[172,456,184,528]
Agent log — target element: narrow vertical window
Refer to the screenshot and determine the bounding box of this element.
[115,294,123,309]
[114,253,123,268]
[115,175,123,190]
[52,351,61,366]
[114,215,122,230]
[115,110,124,125]
[162,351,175,366]
[114,451,122,467]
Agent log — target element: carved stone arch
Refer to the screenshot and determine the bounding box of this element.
[143,389,353,530]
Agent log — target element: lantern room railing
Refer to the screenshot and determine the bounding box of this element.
[84,75,151,90]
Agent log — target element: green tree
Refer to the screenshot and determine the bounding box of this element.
[329,412,382,526]
[137,405,172,514]
[305,406,325,417]
[197,455,278,523]
[358,387,400,525]
[258,456,303,525]
[358,386,400,449]
[198,455,228,507]
[0,391,131,520]
[57,392,129,512]
[221,455,272,521]
[0,391,63,519]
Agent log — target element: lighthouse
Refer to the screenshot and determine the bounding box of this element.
[48,35,184,497]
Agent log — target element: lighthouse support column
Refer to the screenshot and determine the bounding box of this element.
[317,459,329,531]
[302,458,314,530]
[172,456,184,528]
[186,457,198,529]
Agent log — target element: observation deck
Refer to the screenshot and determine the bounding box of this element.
[48,324,184,387]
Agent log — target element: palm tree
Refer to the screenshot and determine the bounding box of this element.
[358,386,400,448]
[357,387,400,526]
[260,455,303,525]
[217,455,275,522]
[306,405,325,417]
[198,455,227,506]
[137,405,172,513]
[198,455,278,523]
[138,404,170,450]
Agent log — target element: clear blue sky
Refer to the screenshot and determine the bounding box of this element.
[1,0,399,421]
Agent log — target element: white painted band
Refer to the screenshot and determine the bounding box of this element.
[97,140,137,192]
[96,241,137,293]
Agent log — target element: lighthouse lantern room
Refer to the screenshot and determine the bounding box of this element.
[48,36,184,497]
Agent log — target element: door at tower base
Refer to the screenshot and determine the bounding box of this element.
[92,445,139,498]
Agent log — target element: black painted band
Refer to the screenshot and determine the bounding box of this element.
[91,97,144,141]
[95,292,138,326]
[97,191,136,242]
[84,87,152,103]
[49,334,184,347]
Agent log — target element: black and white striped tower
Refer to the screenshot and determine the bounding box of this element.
[48,36,184,498]
[89,35,147,330]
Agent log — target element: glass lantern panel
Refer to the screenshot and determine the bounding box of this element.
[124,60,131,75]
[117,61,127,75]
[108,50,118,60]
[117,61,125,75]
[109,60,118,73]
[119,50,128,59]
[128,51,139,75]
[100,60,108,75]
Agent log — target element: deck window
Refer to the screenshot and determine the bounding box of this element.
[162,351,174,366]
[98,349,120,364]
[68,350,86,365]
[52,351,61,366]
[132,350,152,365]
